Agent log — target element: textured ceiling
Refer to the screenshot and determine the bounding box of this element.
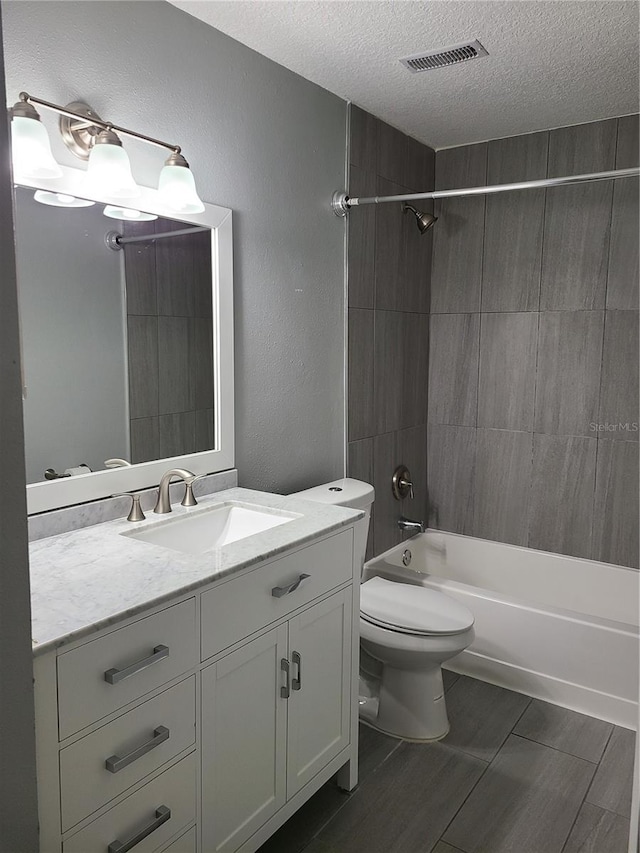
[170,0,639,149]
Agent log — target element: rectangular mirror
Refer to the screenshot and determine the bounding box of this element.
[13,166,234,514]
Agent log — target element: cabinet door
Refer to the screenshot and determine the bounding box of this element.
[201,625,288,853]
[287,588,352,797]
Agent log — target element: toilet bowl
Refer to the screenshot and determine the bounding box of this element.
[359,576,474,740]
[291,478,475,742]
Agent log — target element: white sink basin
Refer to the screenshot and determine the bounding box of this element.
[124,502,300,555]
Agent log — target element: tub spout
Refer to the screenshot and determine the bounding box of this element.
[398,516,424,533]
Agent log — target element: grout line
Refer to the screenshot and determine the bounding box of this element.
[480,697,534,762]
[304,790,356,847]
[528,310,541,549]
[436,747,492,843]
[511,731,604,765]
[559,726,612,853]
[308,739,405,847]
[560,797,588,853]
[602,117,620,312]
[592,307,608,561]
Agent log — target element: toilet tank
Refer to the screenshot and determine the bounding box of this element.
[291,478,374,572]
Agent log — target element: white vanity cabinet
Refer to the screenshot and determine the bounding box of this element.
[33,524,359,853]
[201,588,352,852]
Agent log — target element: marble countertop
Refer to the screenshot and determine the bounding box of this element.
[29,488,363,656]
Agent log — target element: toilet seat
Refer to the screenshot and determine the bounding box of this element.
[360,577,474,637]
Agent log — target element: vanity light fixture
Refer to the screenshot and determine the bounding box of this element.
[103,205,158,222]
[9,92,205,213]
[33,190,94,208]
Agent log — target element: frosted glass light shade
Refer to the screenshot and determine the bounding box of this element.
[34,191,94,208]
[84,142,140,199]
[11,116,63,180]
[158,163,205,214]
[103,205,157,221]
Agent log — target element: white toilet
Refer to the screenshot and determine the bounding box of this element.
[293,478,474,741]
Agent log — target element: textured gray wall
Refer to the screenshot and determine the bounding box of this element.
[2,0,347,494]
[14,188,128,482]
[427,116,639,568]
[0,10,39,850]
[346,106,435,558]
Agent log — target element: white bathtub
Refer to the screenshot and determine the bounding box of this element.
[363,529,639,729]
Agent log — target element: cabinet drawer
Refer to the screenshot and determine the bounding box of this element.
[60,676,196,831]
[201,528,353,661]
[58,599,197,739]
[160,826,196,853]
[63,753,196,853]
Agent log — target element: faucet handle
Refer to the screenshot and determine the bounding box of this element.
[113,492,146,522]
[392,465,414,500]
[181,475,205,508]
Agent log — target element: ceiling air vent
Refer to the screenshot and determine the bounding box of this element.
[400,39,488,73]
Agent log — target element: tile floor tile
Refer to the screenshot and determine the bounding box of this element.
[562,802,630,853]
[442,669,460,692]
[443,675,531,761]
[432,843,465,853]
[586,726,636,818]
[514,699,613,763]
[357,723,400,783]
[314,741,486,853]
[301,838,341,853]
[443,735,596,853]
[257,782,349,853]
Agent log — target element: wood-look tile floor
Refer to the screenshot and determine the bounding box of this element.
[258,673,635,853]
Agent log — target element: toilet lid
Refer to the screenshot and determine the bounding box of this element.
[360,577,474,635]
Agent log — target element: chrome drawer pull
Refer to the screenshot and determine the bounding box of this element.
[105,725,170,773]
[108,805,171,853]
[271,573,310,598]
[292,651,302,691]
[280,658,290,699]
[104,645,169,685]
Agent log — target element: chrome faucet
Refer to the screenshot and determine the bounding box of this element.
[397,516,424,534]
[154,468,200,514]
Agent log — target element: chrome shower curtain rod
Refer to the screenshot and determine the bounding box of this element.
[114,225,209,245]
[331,166,640,216]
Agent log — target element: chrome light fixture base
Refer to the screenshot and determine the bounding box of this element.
[165,151,189,169]
[11,98,40,120]
[332,191,351,217]
[59,101,105,160]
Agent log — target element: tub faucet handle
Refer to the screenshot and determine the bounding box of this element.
[392,465,414,500]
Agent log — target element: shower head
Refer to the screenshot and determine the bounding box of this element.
[403,203,437,233]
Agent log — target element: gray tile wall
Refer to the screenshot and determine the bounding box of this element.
[347,105,435,558]
[123,218,214,464]
[428,115,639,568]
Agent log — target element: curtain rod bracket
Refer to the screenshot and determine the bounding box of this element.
[332,191,351,217]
